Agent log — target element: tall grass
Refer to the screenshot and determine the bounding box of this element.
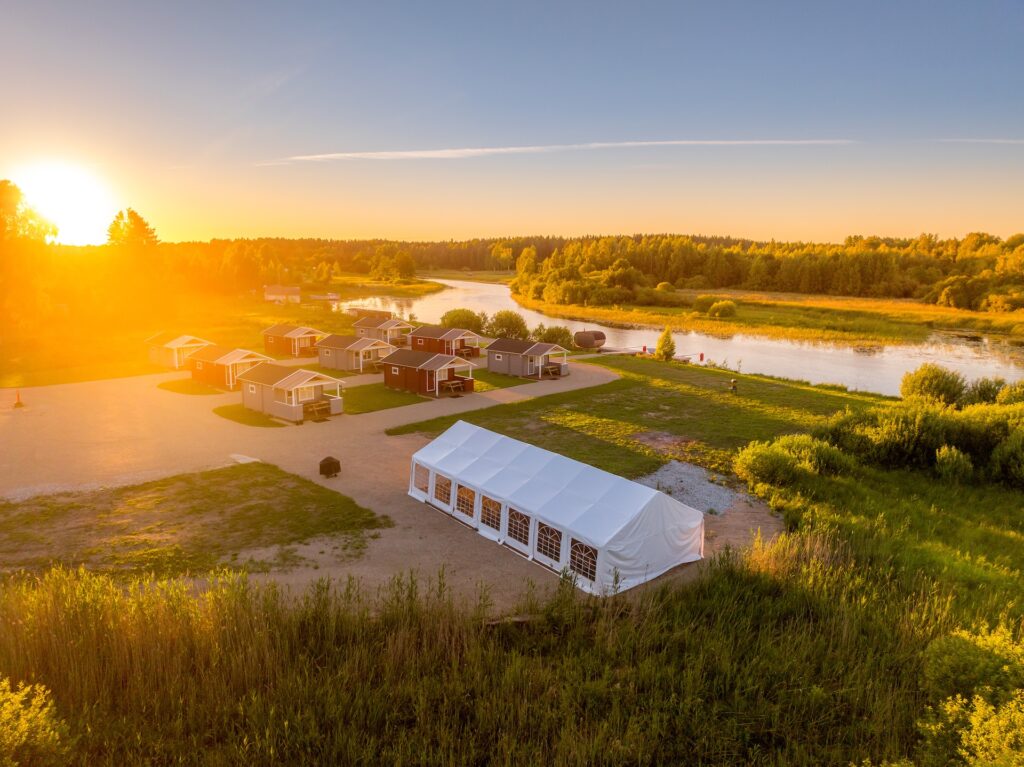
[0,532,954,764]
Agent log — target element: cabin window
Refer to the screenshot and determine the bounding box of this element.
[323,349,332,356]
[480,496,501,530]
[507,509,530,546]
[570,539,598,582]
[247,384,256,394]
[433,474,452,505]
[536,524,562,563]
[296,385,316,402]
[195,361,203,370]
[416,338,424,346]
[413,463,430,493]
[493,354,502,361]
[455,486,475,518]
[391,366,400,375]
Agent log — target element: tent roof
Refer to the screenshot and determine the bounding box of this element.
[411,421,702,547]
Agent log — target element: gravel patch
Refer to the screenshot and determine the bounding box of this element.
[638,460,740,515]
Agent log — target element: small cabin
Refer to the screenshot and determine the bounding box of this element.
[316,334,395,372]
[380,349,476,397]
[485,339,570,378]
[262,323,326,357]
[146,333,213,369]
[407,326,483,358]
[237,362,344,423]
[188,346,271,390]
[353,316,413,345]
[264,285,301,303]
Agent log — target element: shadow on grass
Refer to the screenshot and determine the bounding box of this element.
[157,378,224,395]
[213,404,286,427]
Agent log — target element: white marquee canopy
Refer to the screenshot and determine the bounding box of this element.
[408,421,704,594]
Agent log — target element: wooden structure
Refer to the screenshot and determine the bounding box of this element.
[146,333,213,369]
[315,334,395,372]
[261,323,326,357]
[408,326,483,357]
[263,285,301,303]
[353,316,413,345]
[380,349,476,397]
[237,362,344,423]
[348,306,393,321]
[188,346,270,390]
[484,339,570,378]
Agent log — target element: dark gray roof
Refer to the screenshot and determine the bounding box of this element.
[486,338,565,356]
[236,362,295,386]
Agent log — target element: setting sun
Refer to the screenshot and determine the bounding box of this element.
[14,162,117,245]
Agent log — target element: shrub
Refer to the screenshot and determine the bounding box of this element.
[959,377,1006,406]
[996,381,1024,405]
[734,442,803,487]
[653,326,675,361]
[773,434,857,476]
[900,363,967,406]
[531,324,574,349]
[589,286,635,305]
[655,281,674,292]
[918,691,1024,767]
[708,300,738,318]
[486,310,530,340]
[0,677,70,766]
[693,295,720,313]
[921,624,1024,703]
[990,429,1024,487]
[439,308,487,335]
[935,445,974,483]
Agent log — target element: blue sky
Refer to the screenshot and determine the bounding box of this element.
[2,0,1022,241]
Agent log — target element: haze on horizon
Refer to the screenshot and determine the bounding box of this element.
[1,0,1022,244]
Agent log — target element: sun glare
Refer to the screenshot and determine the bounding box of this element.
[14,162,118,246]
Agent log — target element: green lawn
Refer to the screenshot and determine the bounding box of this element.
[343,382,426,414]
[390,356,888,475]
[213,403,285,427]
[470,368,536,392]
[418,269,515,284]
[156,377,224,395]
[0,463,392,576]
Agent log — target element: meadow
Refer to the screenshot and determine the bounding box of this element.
[513,289,1024,345]
[0,273,442,388]
[2,358,1022,764]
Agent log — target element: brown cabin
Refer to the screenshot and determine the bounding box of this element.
[188,346,271,390]
[407,326,483,357]
[380,349,476,397]
[261,323,326,357]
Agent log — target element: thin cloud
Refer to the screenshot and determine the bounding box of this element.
[281,138,857,163]
[936,138,1024,144]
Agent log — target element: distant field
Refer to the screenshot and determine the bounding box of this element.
[419,269,515,284]
[0,462,391,576]
[0,273,442,388]
[514,289,1024,345]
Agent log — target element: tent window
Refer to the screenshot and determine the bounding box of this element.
[507,509,530,546]
[456,486,475,518]
[570,539,598,582]
[433,474,452,505]
[536,524,562,562]
[413,464,430,493]
[480,497,501,530]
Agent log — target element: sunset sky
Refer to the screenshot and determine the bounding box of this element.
[2,1,1022,244]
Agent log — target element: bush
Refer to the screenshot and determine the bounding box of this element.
[773,434,857,476]
[531,324,574,349]
[734,442,803,487]
[708,300,738,318]
[486,310,530,340]
[589,286,635,305]
[693,295,721,313]
[921,624,1024,704]
[990,429,1024,487]
[439,308,487,335]
[996,381,1024,405]
[655,281,674,292]
[918,691,1024,767]
[0,677,70,766]
[935,445,974,483]
[959,377,1006,406]
[653,326,675,361]
[900,363,967,406]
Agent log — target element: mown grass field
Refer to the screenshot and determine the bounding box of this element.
[514,289,1024,345]
[0,463,391,576]
[0,273,443,388]
[213,403,285,427]
[156,377,225,395]
[470,368,536,392]
[343,382,426,414]
[418,269,515,284]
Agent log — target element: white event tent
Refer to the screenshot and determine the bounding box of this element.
[408,421,704,595]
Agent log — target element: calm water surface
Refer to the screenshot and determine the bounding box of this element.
[341,279,1024,396]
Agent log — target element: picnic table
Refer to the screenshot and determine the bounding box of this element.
[439,379,465,394]
[542,363,562,377]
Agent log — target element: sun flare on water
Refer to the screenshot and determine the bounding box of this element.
[14,162,118,245]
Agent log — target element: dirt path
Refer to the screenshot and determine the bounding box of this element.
[1,362,781,608]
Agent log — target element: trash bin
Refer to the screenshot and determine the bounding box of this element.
[319,456,341,478]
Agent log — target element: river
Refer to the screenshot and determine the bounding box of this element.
[339,279,1024,396]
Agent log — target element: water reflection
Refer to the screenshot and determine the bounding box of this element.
[338,279,1024,396]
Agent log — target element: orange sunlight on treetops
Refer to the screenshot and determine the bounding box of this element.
[13,162,118,246]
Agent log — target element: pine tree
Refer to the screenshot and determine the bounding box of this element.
[654,326,675,361]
